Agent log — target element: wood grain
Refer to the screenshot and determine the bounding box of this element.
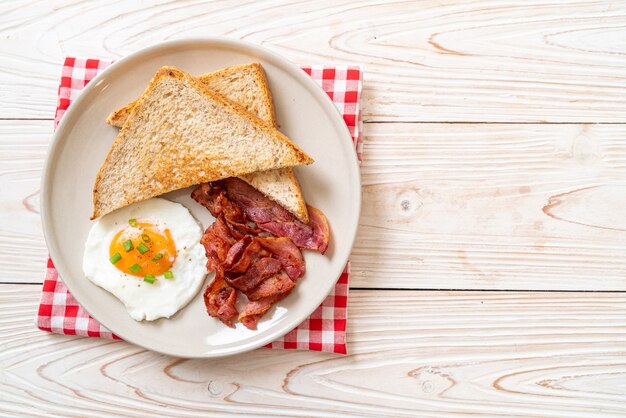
[352,123,626,290]
[3,2,626,416]
[2,285,626,417]
[1,0,626,121]
[0,120,49,283]
[4,121,626,290]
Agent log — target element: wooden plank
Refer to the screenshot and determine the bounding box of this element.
[352,123,626,290]
[1,0,626,121]
[3,121,626,290]
[0,120,49,283]
[2,285,626,417]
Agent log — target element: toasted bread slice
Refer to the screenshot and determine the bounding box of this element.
[107,63,309,222]
[92,66,313,219]
[107,63,277,128]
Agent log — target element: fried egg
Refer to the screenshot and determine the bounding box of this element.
[83,198,207,321]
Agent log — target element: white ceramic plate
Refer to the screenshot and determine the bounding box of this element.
[41,38,360,358]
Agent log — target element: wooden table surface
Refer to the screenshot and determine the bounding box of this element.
[2,1,626,416]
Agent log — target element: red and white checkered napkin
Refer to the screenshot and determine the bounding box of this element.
[37,58,363,355]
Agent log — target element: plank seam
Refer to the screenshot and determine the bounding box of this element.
[3,282,626,293]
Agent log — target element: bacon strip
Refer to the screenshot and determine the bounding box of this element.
[192,183,244,224]
[256,237,305,281]
[245,271,295,301]
[192,183,260,235]
[225,237,270,274]
[226,257,283,293]
[238,297,278,330]
[200,216,235,271]
[203,271,238,327]
[239,271,295,330]
[306,206,330,253]
[213,178,330,253]
[192,178,328,329]
[239,293,289,330]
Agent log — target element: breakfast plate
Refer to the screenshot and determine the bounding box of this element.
[41,38,360,358]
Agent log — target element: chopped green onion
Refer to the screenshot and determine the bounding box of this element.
[129,263,141,274]
[128,218,137,227]
[143,274,155,284]
[151,253,163,262]
[164,271,174,279]
[109,252,121,264]
[141,233,151,243]
[137,243,149,254]
[123,239,134,252]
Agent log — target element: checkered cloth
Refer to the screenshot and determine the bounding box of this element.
[38,57,363,355]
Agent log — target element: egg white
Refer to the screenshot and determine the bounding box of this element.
[83,198,207,321]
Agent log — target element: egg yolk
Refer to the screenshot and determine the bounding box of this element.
[109,222,176,277]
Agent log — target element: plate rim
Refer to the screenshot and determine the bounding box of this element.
[40,37,361,358]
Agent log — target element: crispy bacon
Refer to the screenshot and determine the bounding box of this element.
[192,183,244,223]
[306,206,330,253]
[192,182,260,235]
[256,237,305,281]
[239,294,286,330]
[200,216,236,271]
[225,237,270,274]
[226,257,283,293]
[239,271,295,329]
[238,297,277,330]
[203,271,238,327]
[193,177,330,328]
[199,232,305,328]
[223,236,252,269]
[246,271,295,301]
[215,178,330,253]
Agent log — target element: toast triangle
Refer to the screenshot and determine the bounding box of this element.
[92,66,313,219]
[107,63,309,223]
